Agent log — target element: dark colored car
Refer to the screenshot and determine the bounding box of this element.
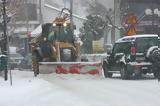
[103,34,159,79]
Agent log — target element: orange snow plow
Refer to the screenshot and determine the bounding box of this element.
[39,62,102,75]
[30,8,103,77]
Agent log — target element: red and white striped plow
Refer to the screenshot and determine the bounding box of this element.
[39,62,103,75]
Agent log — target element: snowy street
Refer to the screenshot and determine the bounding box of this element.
[0,70,160,106]
[1,0,160,106]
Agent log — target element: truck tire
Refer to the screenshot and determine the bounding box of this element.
[152,65,160,78]
[154,71,159,78]
[103,62,112,78]
[33,52,40,77]
[146,46,158,60]
[120,65,129,80]
[146,47,160,79]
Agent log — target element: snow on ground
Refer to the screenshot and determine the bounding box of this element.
[0,70,160,106]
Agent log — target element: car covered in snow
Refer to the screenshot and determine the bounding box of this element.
[103,34,160,79]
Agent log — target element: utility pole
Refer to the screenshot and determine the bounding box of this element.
[39,0,43,24]
[111,0,116,44]
[2,0,8,81]
[70,0,74,35]
[25,1,29,55]
[114,0,121,39]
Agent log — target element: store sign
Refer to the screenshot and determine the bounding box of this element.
[92,40,104,53]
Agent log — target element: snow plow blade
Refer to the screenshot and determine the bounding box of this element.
[39,62,103,75]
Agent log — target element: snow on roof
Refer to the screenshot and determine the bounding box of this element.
[123,34,158,38]
[116,34,158,43]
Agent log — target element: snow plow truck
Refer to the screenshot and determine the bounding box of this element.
[30,8,102,76]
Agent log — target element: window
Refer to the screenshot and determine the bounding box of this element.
[46,25,73,42]
[136,37,158,53]
[113,42,131,54]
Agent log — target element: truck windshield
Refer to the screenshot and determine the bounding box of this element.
[42,23,73,42]
[47,25,73,42]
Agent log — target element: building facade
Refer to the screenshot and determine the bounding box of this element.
[120,0,160,36]
[8,0,41,56]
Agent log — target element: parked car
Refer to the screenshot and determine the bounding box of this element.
[9,53,24,69]
[103,34,159,79]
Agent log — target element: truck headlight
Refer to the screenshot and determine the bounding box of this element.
[63,23,67,27]
[53,23,56,26]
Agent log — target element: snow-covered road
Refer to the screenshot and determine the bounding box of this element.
[0,70,160,106]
